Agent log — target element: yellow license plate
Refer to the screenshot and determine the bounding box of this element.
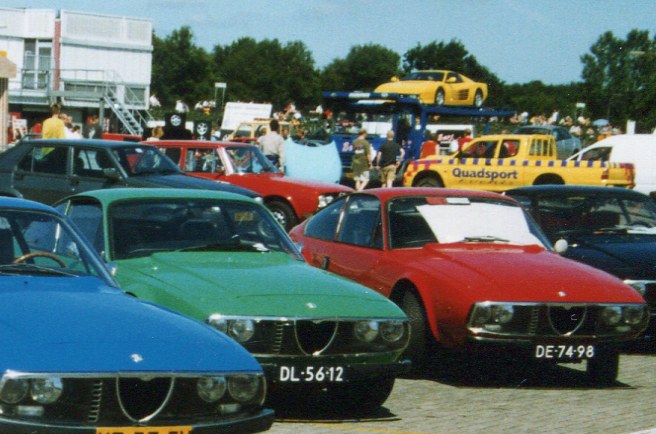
[96,427,191,434]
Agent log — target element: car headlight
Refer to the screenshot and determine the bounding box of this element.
[0,378,29,404]
[207,314,229,333]
[30,377,63,404]
[197,376,227,403]
[470,304,514,326]
[622,305,646,326]
[229,319,255,343]
[600,306,622,326]
[317,194,335,209]
[380,320,405,343]
[228,375,261,403]
[354,320,379,342]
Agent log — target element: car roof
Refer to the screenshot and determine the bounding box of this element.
[506,185,650,199]
[20,139,147,149]
[350,187,516,204]
[149,140,251,148]
[0,195,60,213]
[473,134,552,141]
[62,187,259,204]
[595,134,656,146]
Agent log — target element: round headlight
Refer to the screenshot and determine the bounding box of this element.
[600,306,622,325]
[197,376,227,403]
[470,305,491,326]
[380,320,405,343]
[318,195,334,208]
[0,378,29,404]
[229,319,255,343]
[491,305,514,324]
[354,320,379,343]
[227,375,261,403]
[622,305,645,326]
[31,377,63,404]
[207,314,228,333]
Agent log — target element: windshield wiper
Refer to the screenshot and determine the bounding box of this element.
[0,263,78,277]
[176,239,270,253]
[462,235,510,243]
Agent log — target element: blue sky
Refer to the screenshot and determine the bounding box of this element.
[6,0,656,84]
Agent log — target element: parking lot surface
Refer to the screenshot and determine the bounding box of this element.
[267,349,656,434]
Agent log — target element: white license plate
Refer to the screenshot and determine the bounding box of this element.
[535,344,594,360]
[278,365,345,382]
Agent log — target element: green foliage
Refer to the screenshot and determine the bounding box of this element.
[320,44,401,91]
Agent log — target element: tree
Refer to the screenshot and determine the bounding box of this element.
[581,30,656,131]
[213,38,321,111]
[320,44,400,92]
[151,27,215,110]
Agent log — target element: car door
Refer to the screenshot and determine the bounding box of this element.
[70,147,127,195]
[444,72,468,104]
[13,144,72,204]
[316,195,385,290]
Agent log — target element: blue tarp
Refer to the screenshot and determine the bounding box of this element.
[284,139,342,184]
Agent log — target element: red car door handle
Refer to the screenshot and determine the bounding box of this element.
[321,256,330,270]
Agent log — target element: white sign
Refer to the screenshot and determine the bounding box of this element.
[220,102,272,132]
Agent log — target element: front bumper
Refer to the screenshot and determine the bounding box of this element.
[0,409,275,434]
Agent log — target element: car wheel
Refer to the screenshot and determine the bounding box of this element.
[325,376,395,413]
[415,176,444,188]
[401,291,429,368]
[474,90,484,107]
[586,347,619,385]
[266,200,297,230]
[435,89,445,106]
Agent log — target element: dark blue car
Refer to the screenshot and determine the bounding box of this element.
[506,185,656,341]
[0,197,273,433]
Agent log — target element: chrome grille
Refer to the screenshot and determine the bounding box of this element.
[87,380,103,423]
[547,305,587,336]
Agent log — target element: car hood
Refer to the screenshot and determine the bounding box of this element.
[115,252,404,319]
[0,276,261,375]
[265,174,351,193]
[562,234,656,280]
[128,173,259,198]
[415,243,643,303]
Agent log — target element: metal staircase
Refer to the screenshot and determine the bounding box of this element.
[103,86,151,136]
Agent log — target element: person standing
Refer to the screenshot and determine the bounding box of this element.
[42,103,66,139]
[82,114,103,139]
[258,119,285,172]
[351,129,373,191]
[375,130,405,188]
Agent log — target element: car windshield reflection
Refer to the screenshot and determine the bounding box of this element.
[109,199,302,260]
[225,146,279,175]
[112,146,180,176]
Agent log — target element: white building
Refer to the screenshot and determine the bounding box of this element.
[0,8,153,136]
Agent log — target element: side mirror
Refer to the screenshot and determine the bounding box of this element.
[105,261,118,277]
[447,77,457,83]
[390,76,400,82]
[553,239,569,255]
[102,168,121,182]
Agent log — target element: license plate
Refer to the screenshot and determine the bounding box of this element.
[535,344,594,360]
[278,365,345,382]
[96,427,191,434]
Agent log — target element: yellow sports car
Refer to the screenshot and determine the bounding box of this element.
[374,70,488,107]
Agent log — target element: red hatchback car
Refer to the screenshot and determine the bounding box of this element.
[289,188,649,384]
[150,140,352,230]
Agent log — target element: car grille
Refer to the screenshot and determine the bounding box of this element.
[244,319,406,356]
[9,377,255,427]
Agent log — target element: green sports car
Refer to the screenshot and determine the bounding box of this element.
[55,188,409,411]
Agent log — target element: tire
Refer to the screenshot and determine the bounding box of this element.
[474,90,484,107]
[266,200,297,230]
[587,347,619,385]
[435,88,445,106]
[401,291,429,368]
[415,176,444,188]
[325,376,395,413]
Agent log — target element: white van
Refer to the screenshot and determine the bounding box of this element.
[569,134,656,196]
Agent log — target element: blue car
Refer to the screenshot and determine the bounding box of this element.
[0,197,273,433]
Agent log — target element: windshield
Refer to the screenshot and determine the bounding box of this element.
[403,71,444,81]
[527,194,656,238]
[225,146,279,174]
[113,146,180,176]
[109,199,302,260]
[388,196,549,249]
[0,209,113,281]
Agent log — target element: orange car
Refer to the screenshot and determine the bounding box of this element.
[375,70,488,107]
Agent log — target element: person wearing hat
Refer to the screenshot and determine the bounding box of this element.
[350,129,373,191]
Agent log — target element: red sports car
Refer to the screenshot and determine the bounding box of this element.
[150,140,352,230]
[289,188,649,383]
